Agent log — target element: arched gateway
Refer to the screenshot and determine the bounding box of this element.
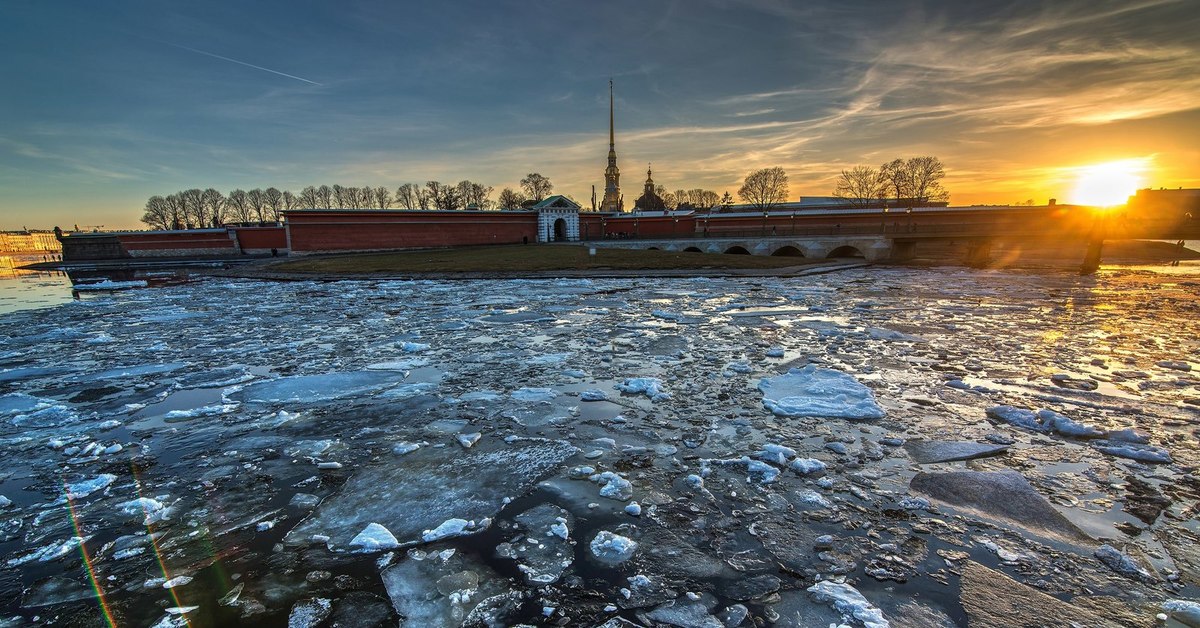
[534,195,581,243]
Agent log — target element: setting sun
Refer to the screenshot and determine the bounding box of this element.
[1069,160,1147,206]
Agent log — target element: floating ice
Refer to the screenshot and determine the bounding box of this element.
[288,598,332,628]
[985,405,1047,432]
[1038,410,1104,438]
[285,439,576,549]
[62,474,117,501]
[422,518,475,542]
[400,341,429,353]
[235,371,397,404]
[807,580,889,628]
[590,531,638,564]
[6,536,91,566]
[616,377,670,401]
[593,471,633,501]
[754,443,797,466]
[758,366,884,420]
[456,433,482,448]
[789,458,827,475]
[511,387,558,402]
[349,523,400,553]
[1162,600,1200,627]
[72,280,148,291]
[1095,544,1155,580]
[580,390,608,402]
[93,363,187,379]
[1092,440,1172,464]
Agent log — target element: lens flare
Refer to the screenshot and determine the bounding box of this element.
[1069,160,1147,206]
[61,480,117,628]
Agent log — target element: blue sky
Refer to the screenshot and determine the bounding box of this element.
[2,0,1198,229]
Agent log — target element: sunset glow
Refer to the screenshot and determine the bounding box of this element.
[1069,160,1148,207]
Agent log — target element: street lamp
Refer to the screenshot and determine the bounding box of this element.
[601,217,607,239]
[881,206,889,233]
[634,215,639,239]
[762,209,769,236]
[673,215,679,239]
[790,211,796,235]
[906,207,913,232]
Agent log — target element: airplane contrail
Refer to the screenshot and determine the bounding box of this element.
[170,43,322,86]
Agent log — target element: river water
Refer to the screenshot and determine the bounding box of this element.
[0,256,1197,627]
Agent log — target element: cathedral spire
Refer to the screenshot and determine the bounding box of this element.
[600,79,623,212]
[609,79,614,149]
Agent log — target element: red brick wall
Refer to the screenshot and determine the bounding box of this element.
[286,210,541,253]
[232,226,288,251]
[118,230,238,254]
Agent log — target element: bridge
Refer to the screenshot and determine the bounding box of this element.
[575,201,1200,273]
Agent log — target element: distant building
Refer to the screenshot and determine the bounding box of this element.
[1126,188,1200,218]
[633,165,667,212]
[0,230,61,254]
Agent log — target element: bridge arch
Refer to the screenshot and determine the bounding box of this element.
[770,245,805,257]
[683,246,703,253]
[827,245,865,259]
[724,245,751,255]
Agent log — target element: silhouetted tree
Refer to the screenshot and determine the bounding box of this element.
[372,186,392,209]
[497,188,525,210]
[227,189,251,223]
[281,190,298,217]
[299,186,320,209]
[316,185,333,209]
[180,188,205,228]
[457,180,493,209]
[520,173,553,202]
[833,165,886,208]
[202,188,226,226]
[141,196,173,230]
[395,183,419,209]
[247,189,268,222]
[738,167,789,210]
[265,187,284,221]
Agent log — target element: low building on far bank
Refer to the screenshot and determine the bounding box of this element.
[0,230,61,254]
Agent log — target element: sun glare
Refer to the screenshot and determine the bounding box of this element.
[1069,160,1146,206]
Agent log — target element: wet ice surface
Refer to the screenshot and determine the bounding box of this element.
[1,267,1199,627]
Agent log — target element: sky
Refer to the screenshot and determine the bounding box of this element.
[1,0,1198,230]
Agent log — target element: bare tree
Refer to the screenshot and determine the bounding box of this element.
[316,185,333,209]
[879,158,910,202]
[164,194,187,229]
[299,186,320,209]
[372,186,393,209]
[738,167,789,210]
[331,185,348,208]
[456,180,493,209]
[720,191,734,212]
[695,189,719,209]
[141,195,173,230]
[520,173,553,202]
[281,190,298,217]
[227,189,251,223]
[264,187,284,221]
[202,188,226,226]
[247,188,268,222]
[425,181,462,210]
[395,183,419,209]
[180,188,205,228]
[905,156,949,204]
[497,188,525,210]
[833,165,886,208]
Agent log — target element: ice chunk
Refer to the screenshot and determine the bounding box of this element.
[758,366,884,420]
[235,371,398,404]
[497,504,574,584]
[6,536,91,566]
[807,580,889,628]
[511,387,558,402]
[590,531,638,564]
[754,443,797,466]
[62,474,117,501]
[789,458,827,475]
[72,279,148,291]
[288,598,332,628]
[616,377,670,401]
[1092,440,1172,464]
[422,518,475,543]
[382,547,514,627]
[93,363,187,379]
[1038,410,1104,438]
[456,433,482,448]
[349,523,400,553]
[581,390,608,402]
[593,471,634,501]
[1162,600,1200,627]
[285,439,576,549]
[400,341,429,353]
[985,405,1047,431]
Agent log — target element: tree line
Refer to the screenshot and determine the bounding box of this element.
[140,174,559,230]
[832,157,950,208]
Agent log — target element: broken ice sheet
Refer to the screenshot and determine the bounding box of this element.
[758,365,885,419]
[285,438,576,549]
